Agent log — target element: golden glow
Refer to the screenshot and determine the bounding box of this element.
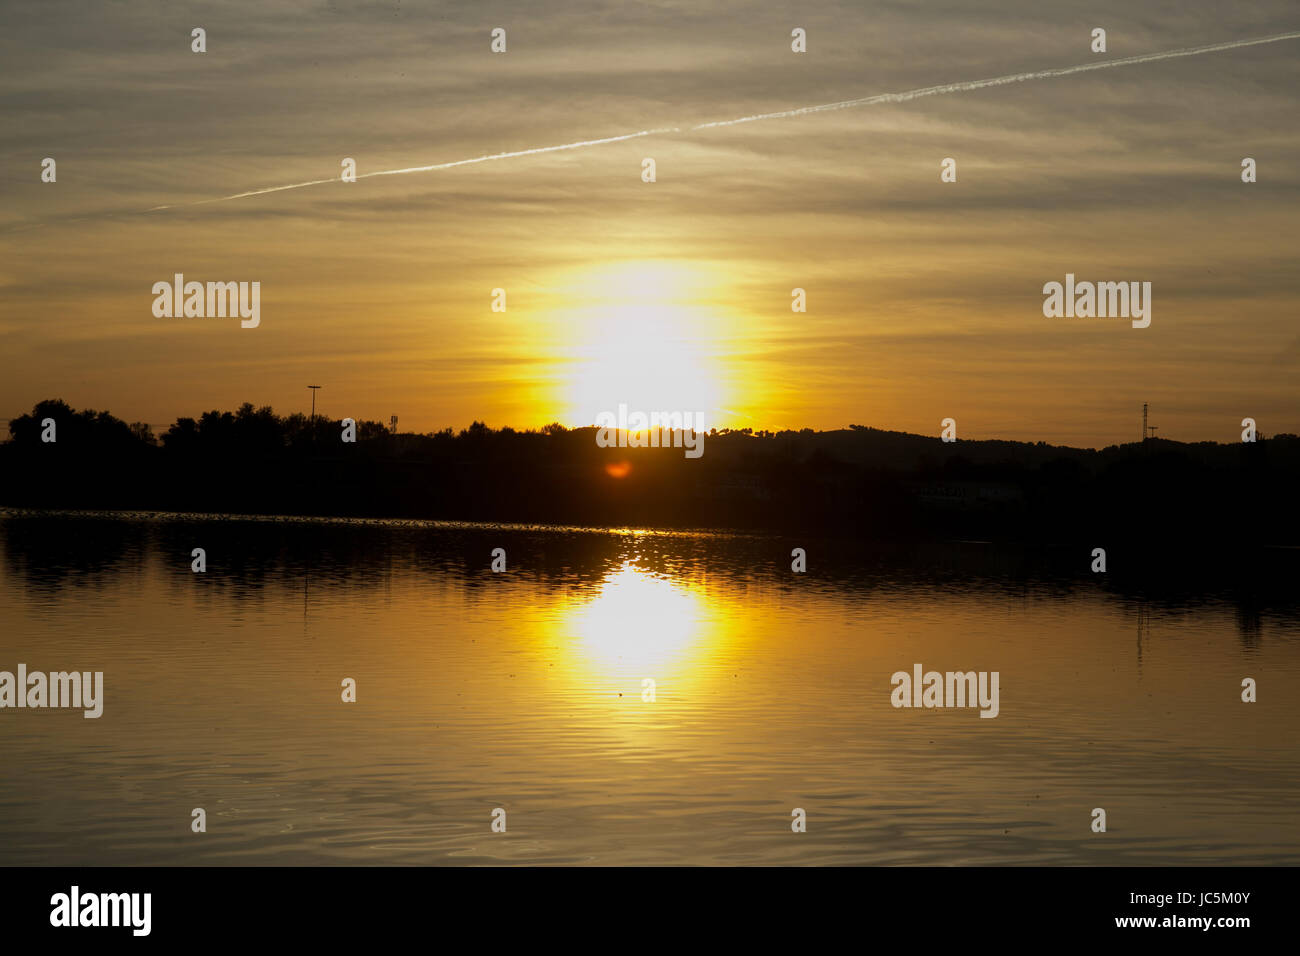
[567,562,707,675]
[552,261,730,430]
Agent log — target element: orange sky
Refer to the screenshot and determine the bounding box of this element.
[3,1,1299,447]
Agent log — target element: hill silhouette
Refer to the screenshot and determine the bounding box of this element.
[3,398,1297,545]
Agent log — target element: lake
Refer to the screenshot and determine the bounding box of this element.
[1,509,1297,865]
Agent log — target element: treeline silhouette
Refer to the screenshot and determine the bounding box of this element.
[3,398,1298,545]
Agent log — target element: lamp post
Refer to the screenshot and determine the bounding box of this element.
[308,385,321,422]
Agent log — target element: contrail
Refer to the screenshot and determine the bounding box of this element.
[112,29,1300,213]
[149,128,679,210]
[693,30,1300,129]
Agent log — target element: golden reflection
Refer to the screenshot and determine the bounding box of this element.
[567,562,709,676]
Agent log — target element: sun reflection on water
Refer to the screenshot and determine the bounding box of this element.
[567,562,709,676]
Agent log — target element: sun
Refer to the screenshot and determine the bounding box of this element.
[551,261,731,429]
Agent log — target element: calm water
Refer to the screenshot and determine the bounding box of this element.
[1,509,1298,865]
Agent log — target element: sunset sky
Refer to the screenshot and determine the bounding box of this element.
[2,0,1298,447]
